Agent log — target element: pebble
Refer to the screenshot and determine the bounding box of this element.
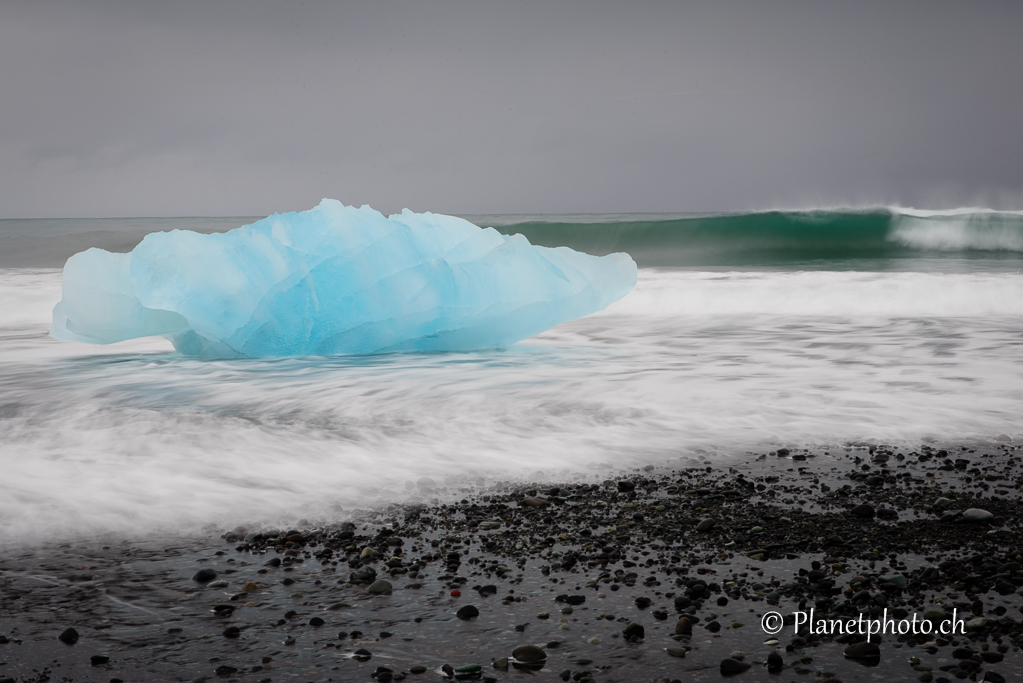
[965,617,988,631]
[719,658,751,674]
[850,504,875,518]
[962,508,994,523]
[622,623,644,640]
[520,497,548,508]
[844,642,880,658]
[674,617,693,635]
[58,627,79,645]
[511,645,546,664]
[192,568,218,583]
[696,518,716,532]
[456,604,480,619]
[367,579,393,595]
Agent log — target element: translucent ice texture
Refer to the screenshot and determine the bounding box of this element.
[52,200,637,358]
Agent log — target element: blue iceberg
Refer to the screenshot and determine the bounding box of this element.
[52,200,637,358]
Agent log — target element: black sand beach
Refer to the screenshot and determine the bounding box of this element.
[2,441,1022,683]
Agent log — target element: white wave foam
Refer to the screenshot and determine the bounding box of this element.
[602,270,1023,318]
[889,214,1023,252]
[890,206,1023,218]
[0,269,62,330]
[2,268,1022,543]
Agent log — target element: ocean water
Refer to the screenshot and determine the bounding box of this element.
[2,208,1022,542]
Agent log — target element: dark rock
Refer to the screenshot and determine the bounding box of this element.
[409,666,427,674]
[720,658,751,675]
[851,504,876,518]
[309,617,325,627]
[367,579,393,595]
[675,617,693,635]
[193,568,218,583]
[58,628,79,645]
[566,594,586,605]
[222,626,240,638]
[456,604,480,619]
[350,566,378,583]
[673,595,693,611]
[214,665,238,676]
[696,518,716,532]
[984,672,1006,683]
[767,652,783,671]
[617,480,636,492]
[511,645,547,664]
[705,620,721,632]
[353,648,372,660]
[963,508,994,523]
[844,642,880,658]
[90,654,110,665]
[622,622,645,640]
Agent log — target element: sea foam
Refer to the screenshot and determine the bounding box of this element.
[51,200,637,358]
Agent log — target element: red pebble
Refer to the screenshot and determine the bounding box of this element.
[450,590,461,597]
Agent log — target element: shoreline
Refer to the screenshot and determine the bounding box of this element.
[2,440,1022,682]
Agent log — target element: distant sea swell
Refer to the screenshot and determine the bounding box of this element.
[3,207,1023,269]
[469,208,1023,268]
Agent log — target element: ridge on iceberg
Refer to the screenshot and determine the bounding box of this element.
[52,200,637,358]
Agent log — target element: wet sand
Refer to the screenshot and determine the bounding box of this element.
[2,440,1022,683]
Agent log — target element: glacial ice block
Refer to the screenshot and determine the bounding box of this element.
[52,200,637,358]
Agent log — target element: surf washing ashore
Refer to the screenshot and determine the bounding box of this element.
[1,206,1023,682]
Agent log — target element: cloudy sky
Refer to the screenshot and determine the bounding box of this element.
[2,1,1021,217]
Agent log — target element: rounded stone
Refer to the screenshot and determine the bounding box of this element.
[192,568,218,583]
[720,658,751,675]
[696,518,716,532]
[844,642,880,658]
[622,622,645,639]
[962,508,994,523]
[456,604,480,619]
[851,504,876,518]
[367,579,393,595]
[58,628,79,645]
[511,645,547,664]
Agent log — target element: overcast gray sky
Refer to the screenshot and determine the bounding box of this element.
[1,1,1021,217]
